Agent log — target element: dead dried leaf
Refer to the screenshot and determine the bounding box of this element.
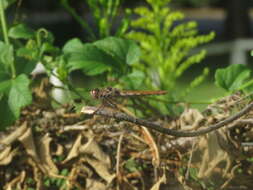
[120,177,138,190]
[86,178,107,190]
[54,143,64,156]
[4,170,26,190]
[141,127,160,167]
[150,173,166,190]
[37,133,59,175]
[80,131,111,166]
[1,122,28,145]
[193,132,231,179]
[85,155,115,183]
[18,127,41,164]
[63,133,82,163]
[180,108,204,131]
[0,146,17,165]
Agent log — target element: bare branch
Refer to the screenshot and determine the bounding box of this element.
[81,102,253,137]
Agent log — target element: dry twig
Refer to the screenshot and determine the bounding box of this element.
[81,102,253,137]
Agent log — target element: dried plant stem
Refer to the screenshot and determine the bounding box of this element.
[116,132,124,182]
[81,101,253,137]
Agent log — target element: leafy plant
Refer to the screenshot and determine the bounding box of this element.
[63,37,140,78]
[0,0,56,129]
[0,0,141,130]
[126,0,215,96]
[60,0,131,40]
[0,22,59,129]
[0,33,140,130]
[215,64,253,93]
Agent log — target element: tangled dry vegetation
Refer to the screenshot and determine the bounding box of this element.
[1,92,253,190]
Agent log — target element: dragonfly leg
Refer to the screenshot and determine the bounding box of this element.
[93,97,116,114]
[104,97,137,117]
[93,104,105,114]
[103,97,118,108]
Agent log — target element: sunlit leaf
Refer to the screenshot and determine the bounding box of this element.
[8,74,32,118]
[0,95,15,130]
[94,37,141,65]
[62,38,84,54]
[0,79,11,94]
[215,64,251,92]
[8,24,35,39]
[66,44,119,75]
[0,42,14,72]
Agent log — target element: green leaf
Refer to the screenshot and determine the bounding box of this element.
[120,70,145,89]
[0,41,14,72]
[41,42,60,54]
[8,74,32,118]
[0,64,9,81]
[66,44,119,75]
[62,38,84,54]
[16,47,39,75]
[124,158,142,172]
[0,79,11,94]
[94,37,141,65]
[17,46,39,60]
[215,64,251,92]
[0,95,15,130]
[242,79,253,93]
[15,57,37,75]
[80,61,109,76]
[8,24,35,39]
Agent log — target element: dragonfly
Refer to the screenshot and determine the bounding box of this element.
[90,87,167,113]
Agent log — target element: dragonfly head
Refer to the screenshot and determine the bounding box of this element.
[90,88,100,99]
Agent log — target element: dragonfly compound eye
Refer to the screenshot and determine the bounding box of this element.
[90,88,100,99]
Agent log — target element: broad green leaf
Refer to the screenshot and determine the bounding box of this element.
[0,79,11,94]
[66,44,120,75]
[62,38,84,54]
[215,64,251,92]
[8,74,32,118]
[15,57,37,75]
[0,41,14,71]
[16,45,40,75]
[41,42,60,54]
[120,70,145,89]
[0,64,9,81]
[17,46,39,60]
[242,80,253,93]
[80,62,109,76]
[0,95,15,130]
[8,24,35,39]
[94,37,141,65]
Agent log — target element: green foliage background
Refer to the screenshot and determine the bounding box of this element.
[126,0,215,93]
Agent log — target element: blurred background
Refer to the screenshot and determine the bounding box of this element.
[14,0,253,60]
[7,0,253,105]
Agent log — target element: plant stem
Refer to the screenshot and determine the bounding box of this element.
[83,101,253,137]
[60,0,96,41]
[0,0,9,44]
[0,1,16,78]
[239,79,253,91]
[50,70,87,101]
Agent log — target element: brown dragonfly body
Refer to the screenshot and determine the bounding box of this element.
[90,87,167,113]
[90,87,167,100]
